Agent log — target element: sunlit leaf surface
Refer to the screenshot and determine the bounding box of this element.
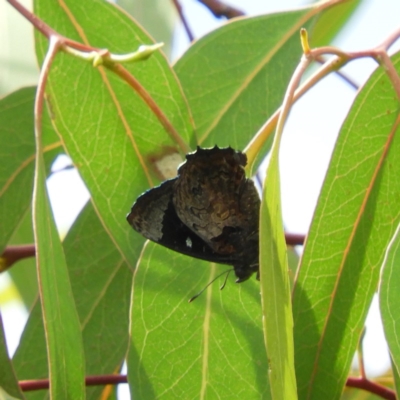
[293,53,400,399]
[129,242,270,399]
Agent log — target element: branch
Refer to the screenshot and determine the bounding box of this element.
[19,373,396,400]
[19,374,128,391]
[245,26,400,173]
[172,0,195,42]
[346,377,396,400]
[285,233,305,246]
[0,232,304,273]
[0,245,36,271]
[197,0,245,19]
[315,56,359,90]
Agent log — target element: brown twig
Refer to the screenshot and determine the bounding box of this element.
[309,47,400,101]
[380,26,400,52]
[19,374,128,391]
[19,373,396,399]
[315,56,359,90]
[285,233,305,246]
[0,245,36,271]
[197,0,244,19]
[171,0,195,42]
[0,232,304,272]
[346,377,396,400]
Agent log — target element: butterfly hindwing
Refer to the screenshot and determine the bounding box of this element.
[127,179,236,265]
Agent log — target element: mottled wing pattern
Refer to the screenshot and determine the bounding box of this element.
[127,146,260,282]
[127,179,237,265]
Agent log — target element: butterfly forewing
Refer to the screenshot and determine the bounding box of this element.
[127,146,260,282]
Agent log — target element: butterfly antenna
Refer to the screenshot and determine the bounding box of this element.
[188,268,232,303]
[219,269,231,290]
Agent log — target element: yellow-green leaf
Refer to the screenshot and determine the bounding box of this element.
[293,53,400,399]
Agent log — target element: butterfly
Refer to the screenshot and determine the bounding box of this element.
[127,146,260,283]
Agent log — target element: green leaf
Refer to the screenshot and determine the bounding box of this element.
[0,87,60,307]
[380,223,400,397]
[391,354,400,397]
[0,314,24,400]
[259,99,296,400]
[33,129,85,397]
[7,213,38,309]
[0,87,35,250]
[34,0,194,269]
[310,0,364,47]
[128,243,270,399]
[64,202,131,399]
[174,7,319,156]
[12,303,47,400]
[293,53,400,399]
[0,387,23,400]
[13,201,131,400]
[287,247,300,289]
[117,0,177,58]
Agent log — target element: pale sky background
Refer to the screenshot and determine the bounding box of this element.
[1,0,400,398]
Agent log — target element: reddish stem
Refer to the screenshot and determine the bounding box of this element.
[346,377,396,400]
[285,233,305,246]
[6,0,57,38]
[6,0,94,52]
[19,374,128,391]
[19,374,396,399]
[1,245,36,271]
[197,0,245,18]
[171,0,194,42]
[0,232,304,271]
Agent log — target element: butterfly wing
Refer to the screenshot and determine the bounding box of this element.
[127,179,236,265]
[172,147,260,279]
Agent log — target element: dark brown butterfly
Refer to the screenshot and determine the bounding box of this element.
[127,146,260,282]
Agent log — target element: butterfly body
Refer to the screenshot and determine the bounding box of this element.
[127,146,260,282]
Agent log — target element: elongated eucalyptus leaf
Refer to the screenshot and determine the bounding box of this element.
[380,223,400,397]
[0,88,36,252]
[117,0,177,58]
[310,0,363,47]
[0,87,60,252]
[293,53,400,399]
[33,133,85,397]
[391,355,400,397]
[12,304,46,400]
[64,202,131,399]
[128,243,270,399]
[0,87,61,308]
[7,213,38,310]
[0,387,22,400]
[174,10,307,152]
[173,4,337,164]
[34,0,194,269]
[0,314,24,399]
[260,144,296,400]
[14,201,131,400]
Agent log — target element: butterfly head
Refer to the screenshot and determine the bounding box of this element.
[233,263,259,283]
